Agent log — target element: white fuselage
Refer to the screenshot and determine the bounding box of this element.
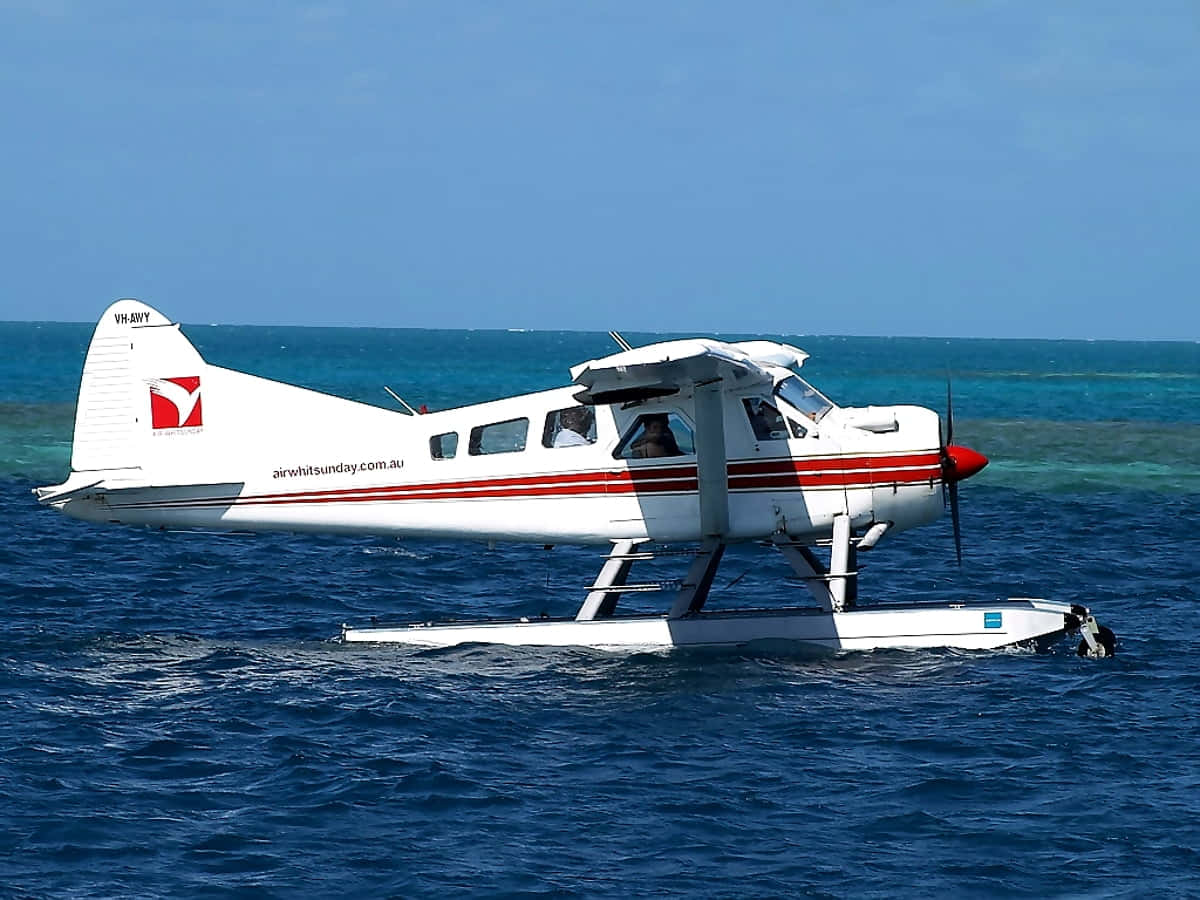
[55,377,946,546]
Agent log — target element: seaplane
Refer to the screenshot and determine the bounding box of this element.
[36,299,1115,656]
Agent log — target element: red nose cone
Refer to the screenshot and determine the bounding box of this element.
[945,444,988,483]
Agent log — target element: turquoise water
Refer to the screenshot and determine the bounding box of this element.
[2,321,1199,897]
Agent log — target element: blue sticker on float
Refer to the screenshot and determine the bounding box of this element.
[984,612,1003,629]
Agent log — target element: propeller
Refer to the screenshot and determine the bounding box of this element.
[939,377,988,565]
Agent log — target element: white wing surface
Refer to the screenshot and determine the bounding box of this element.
[569,338,807,405]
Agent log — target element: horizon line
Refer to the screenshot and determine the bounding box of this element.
[2,317,1198,345]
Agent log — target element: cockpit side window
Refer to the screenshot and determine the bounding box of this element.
[774,376,834,423]
[614,412,695,459]
[742,398,806,440]
[542,406,597,448]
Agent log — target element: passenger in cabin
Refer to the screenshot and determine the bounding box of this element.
[631,413,682,458]
[553,406,595,447]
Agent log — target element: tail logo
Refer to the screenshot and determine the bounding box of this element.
[148,377,203,429]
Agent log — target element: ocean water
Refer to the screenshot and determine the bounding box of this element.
[2,320,1199,898]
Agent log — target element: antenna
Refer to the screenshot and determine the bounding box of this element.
[384,386,419,416]
[608,331,633,351]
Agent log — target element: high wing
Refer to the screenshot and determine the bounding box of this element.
[569,338,808,405]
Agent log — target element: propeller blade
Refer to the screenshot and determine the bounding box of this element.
[949,480,962,566]
[938,415,949,508]
[941,375,977,566]
[945,376,955,447]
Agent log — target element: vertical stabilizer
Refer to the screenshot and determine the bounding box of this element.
[70,299,204,473]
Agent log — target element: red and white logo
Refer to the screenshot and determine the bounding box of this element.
[148,376,203,429]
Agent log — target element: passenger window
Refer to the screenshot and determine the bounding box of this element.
[430,432,458,460]
[543,406,597,448]
[743,398,805,440]
[468,418,528,455]
[615,413,694,459]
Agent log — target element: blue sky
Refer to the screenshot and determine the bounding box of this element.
[2,2,1197,339]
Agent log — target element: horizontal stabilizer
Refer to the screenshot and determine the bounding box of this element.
[33,477,105,505]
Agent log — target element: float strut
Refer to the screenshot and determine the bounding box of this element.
[576,539,643,621]
[668,537,726,618]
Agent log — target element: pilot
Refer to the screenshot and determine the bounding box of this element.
[748,400,784,440]
[554,407,594,447]
[632,413,682,458]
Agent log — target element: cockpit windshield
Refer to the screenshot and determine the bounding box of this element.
[774,375,834,423]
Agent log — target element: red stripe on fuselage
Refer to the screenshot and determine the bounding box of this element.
[106,453,944,510]
[728,452,941,477]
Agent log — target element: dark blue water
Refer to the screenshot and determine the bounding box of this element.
[3,321,1199,897]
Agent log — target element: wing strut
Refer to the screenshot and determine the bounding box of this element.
[663,375,731,618]
[692,377,729,539]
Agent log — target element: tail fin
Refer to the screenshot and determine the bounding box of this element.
[71,299,203,473]
[62,299,400,488]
